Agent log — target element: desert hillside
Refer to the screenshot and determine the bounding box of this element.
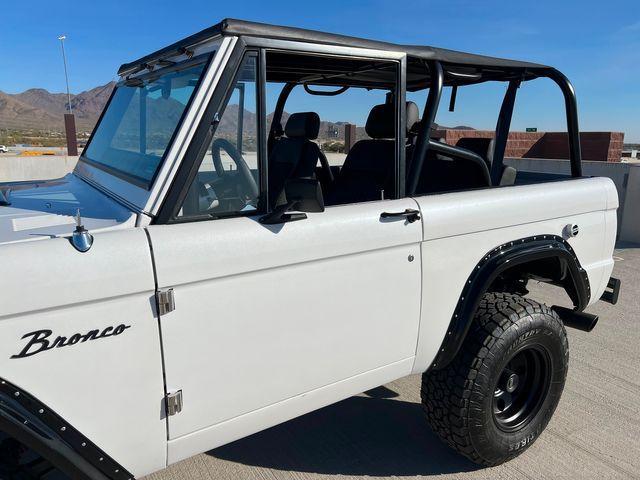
[0,83,116,133]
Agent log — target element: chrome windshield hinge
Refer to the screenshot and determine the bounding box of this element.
[156,288,175,316]
[166,390,183,416]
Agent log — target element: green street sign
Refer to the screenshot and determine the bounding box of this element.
[526,127,538,132]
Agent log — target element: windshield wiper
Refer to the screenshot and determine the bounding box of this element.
[124,77,145,87]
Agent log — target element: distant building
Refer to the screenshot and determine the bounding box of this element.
[433,129,625,162]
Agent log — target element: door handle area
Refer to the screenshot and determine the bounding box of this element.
[380,209,421,223]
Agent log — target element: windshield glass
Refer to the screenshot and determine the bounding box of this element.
[83,58,208,188]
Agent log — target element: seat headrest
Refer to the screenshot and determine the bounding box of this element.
[406,101,420,134]
[365,102,421,139]
[285,112,320,139]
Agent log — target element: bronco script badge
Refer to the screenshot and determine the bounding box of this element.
[11,324,131,359]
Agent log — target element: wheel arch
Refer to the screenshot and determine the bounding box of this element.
[431,234,590,370]
[0,377,133,480]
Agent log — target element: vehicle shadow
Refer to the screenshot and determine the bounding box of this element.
[207,393,480,477]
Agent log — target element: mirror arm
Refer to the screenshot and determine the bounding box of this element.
[259,201,307,225]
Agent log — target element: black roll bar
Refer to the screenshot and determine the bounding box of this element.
[267,82,296,154]
[546,68,582,177]
[491,79,521,185]
[407,63,583,192]
[407,60,444,195]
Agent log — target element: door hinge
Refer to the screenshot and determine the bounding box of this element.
[156,288,175,315]
[166,390,183,416]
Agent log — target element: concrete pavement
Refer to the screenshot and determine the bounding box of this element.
[145,243,640,480]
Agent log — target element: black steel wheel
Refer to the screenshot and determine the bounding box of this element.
[421,292,569,466]
[492,345,552,432]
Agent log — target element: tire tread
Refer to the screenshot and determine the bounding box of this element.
[421,292,568,466]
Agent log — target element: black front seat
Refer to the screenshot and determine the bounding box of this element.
[268,112,322,206]
[327,102,419,205]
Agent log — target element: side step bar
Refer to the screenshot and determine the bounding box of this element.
[600,276,621,305]
[552,306,599,332]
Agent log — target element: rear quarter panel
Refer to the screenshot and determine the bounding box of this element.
[0,229,166,477]
[411,177,618,373]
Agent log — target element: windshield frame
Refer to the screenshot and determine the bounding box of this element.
[79,53,214,190]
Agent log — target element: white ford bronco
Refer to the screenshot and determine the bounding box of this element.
[0,19,622,479]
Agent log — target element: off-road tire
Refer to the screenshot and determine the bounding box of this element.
[421,292,569,466]
[0,436,66,479]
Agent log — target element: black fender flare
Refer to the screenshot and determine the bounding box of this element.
[431,234,590,370]
[0,377,133,480]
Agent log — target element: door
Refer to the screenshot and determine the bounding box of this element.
[145,50,423,462]
[147,199,422,448]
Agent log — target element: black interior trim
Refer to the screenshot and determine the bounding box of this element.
[303,84,349,96]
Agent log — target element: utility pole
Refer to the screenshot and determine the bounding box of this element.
[58,35,78,155]
[58,36,73,114]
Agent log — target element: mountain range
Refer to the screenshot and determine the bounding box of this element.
[0,83,116,133]
[0,82,472,140]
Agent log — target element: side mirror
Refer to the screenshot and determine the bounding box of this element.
[259,178,324,225]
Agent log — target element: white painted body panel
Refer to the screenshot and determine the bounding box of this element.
[146,198,423,464]
[411,177,618,373]
[0,174,135,245]
[0,229,166,477]
[167,358,414,464]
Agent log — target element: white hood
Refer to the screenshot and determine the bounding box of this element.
[0,174,135,245]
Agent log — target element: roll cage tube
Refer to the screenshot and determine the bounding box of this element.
[407,60,443,196]
[406,63,583,192]
[0,377,132,480]
[491,79,521,185]
[267,82,295,153]
[430,235,590,370]
[546,68,582,177]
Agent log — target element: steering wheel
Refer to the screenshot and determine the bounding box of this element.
[211,138,260,200]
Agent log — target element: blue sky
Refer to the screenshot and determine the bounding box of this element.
[0,0,638,141]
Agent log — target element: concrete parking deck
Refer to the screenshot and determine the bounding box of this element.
[145,243,639,480]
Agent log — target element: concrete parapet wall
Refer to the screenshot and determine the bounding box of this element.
[620,166,640,244]
[0,155,78,182]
